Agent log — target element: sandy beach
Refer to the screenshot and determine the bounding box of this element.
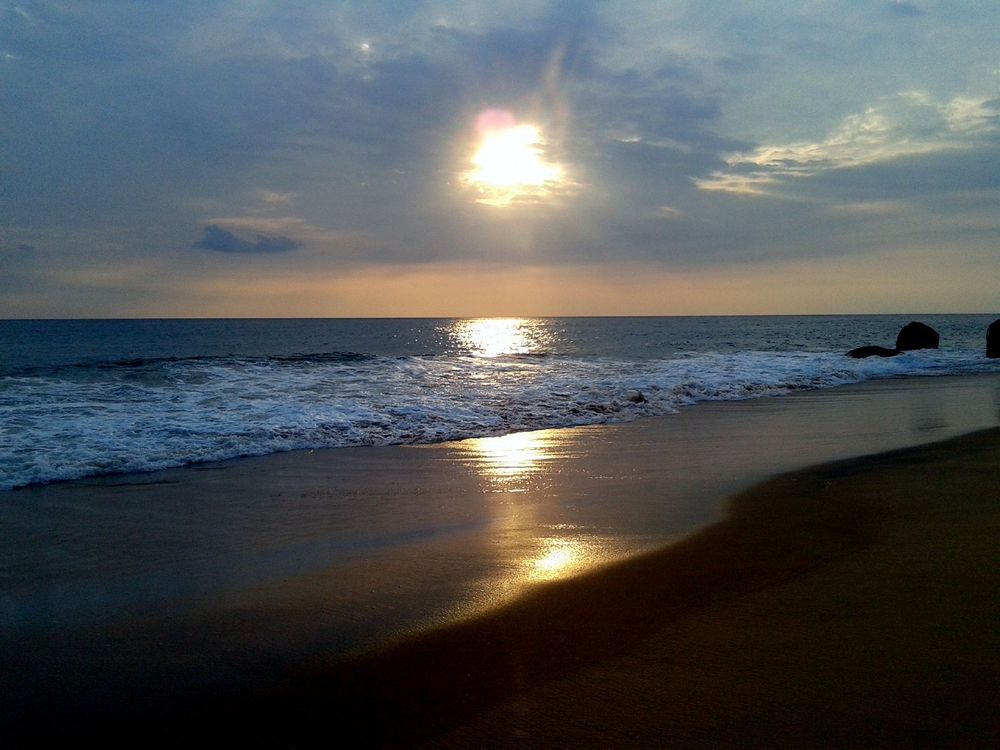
[418,427,1000,748]
[2,374,999,746]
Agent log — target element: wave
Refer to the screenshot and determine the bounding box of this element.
[1,347,994,491]
[6,351,379,378]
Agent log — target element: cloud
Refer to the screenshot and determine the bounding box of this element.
[888,2,923,18]
[3,1,1000,316]
[697,93,1000,196]
[193,224,302,254]
[257,191,298,207]
[191,216,378,262]
[0,240,37,260]
[822,201,911,216]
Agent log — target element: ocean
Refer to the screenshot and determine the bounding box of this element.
[4,314,1000,733]
[2,315,997,492]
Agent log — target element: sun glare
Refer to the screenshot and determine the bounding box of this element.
[530,538,582,580]
[453,317,531,356]
[463,109,564,206]
[464,430,551,487]
[470,125,558,187]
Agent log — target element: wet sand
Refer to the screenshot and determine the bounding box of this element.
[2,375,999,745]
[415,428,1000,749]
[206,429,996,748]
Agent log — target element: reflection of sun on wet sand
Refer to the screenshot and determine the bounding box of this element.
[457,430,626,596]
[462,430,552,488]
[272,428,1000,748]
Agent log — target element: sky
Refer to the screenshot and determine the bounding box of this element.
[2,0,999,317]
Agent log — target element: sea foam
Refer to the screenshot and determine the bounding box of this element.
[0,347,992,491]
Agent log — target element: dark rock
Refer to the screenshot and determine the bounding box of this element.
[847,345,902,359]
[895,321,939,351]
[625,390,646,403]
[988,320,1000,359]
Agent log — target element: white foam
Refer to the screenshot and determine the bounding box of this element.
[0,348,992,491]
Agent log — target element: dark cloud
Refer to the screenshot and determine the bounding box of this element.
[888,2,923,17]
[193,225,301,254]
[1,242,36,257]
[435,0,609,92]
[806,144,1000,201]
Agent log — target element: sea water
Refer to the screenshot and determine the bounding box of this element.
[2,315,997,491]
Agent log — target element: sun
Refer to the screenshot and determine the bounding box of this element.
[469,124,559,188]
[463,109,565,206]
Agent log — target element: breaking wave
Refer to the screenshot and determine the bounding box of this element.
[0,347,993,490]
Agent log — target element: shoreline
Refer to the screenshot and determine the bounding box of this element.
[5,375,998,636]
[2,374,999,744]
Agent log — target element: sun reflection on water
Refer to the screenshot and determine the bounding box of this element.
[530,538,582,580]
[458,431,604,584]
[450,317,534,357]
[461,430,551,490]
[450,427,633,621]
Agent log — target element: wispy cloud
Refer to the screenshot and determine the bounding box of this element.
[697,93,1000,196]
[822,200,911,216]
[256,190,299,208]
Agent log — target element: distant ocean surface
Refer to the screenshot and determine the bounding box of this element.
[2,315,997,491]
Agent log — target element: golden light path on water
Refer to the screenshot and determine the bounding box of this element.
[468,429,549,486]
[461,431,590,581]
[450,317,547,357]
[462,108,565,206]
[443,317,629,612]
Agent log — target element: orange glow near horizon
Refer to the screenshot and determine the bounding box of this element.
[120,242,1000,319]
[463,109,565,206]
